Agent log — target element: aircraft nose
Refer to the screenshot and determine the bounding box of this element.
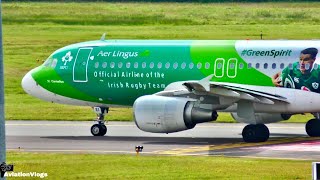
[21,68,59,102]
[21,70,37,95]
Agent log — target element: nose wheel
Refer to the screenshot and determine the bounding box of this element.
[91,107,109,136]
[91,124,107,136]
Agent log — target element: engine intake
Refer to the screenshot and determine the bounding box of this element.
[133,95,217,133]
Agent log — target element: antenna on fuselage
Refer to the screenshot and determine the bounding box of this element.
[100,33,106,41]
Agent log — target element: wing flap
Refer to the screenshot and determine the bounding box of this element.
[216,83,288,103]
[181,74,288,104]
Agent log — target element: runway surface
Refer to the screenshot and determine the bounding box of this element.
[5,121,320,160]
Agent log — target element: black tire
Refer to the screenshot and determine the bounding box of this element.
[242,124,256,143]
[306,119,320,137]
[242,124,269,143]
[256,124,270,142]
[91,124,107,136]
[99,124,107,136]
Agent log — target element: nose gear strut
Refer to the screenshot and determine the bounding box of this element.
[90,107,109,136]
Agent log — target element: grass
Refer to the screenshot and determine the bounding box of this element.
[3,2,320,121]
[4,2,320,26]
[5,151,312,179]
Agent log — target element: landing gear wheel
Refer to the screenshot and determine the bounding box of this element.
[242,124,269,143]
[91,107,109,136]
[91,124,107,136]
[306,119,320,137]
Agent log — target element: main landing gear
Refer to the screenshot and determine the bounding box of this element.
[242,124,270,143]
[306,113,320,137]
[242,113,320,142]
[91,107,109,136]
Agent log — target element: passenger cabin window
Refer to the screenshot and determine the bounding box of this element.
[149,62,154,69]
[205,62,210,69]
[110,62,115,68]
[189,63,194,69]
[197,63,202,69]
[272,63,276,69]
[102,62,107,68]
[217,63,222,69]
[165,62,170,69]
[314,64,318,69]
[280,63,285,69]
[288,63,293,70]
[229,63,235,69]
[118,62,123,68]
[255,63,260,69]
[134,62,138,68]
[173,62,178,69]
[263,63,268,69]
[248,63,252,69]
[126,62,131,68]
[142,62,146,69]
[95,62,99,68]
[181,62,186,69]
[157,62,162,69]
[239,63,244,69]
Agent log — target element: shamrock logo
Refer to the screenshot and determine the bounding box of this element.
[62,51,73,65]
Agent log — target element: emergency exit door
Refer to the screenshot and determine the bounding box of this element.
[214,58,225,78]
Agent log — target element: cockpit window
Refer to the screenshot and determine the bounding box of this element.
[51,59,57,68]
[43,57,53,67]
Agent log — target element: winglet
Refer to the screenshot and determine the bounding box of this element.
[199,74,214,91]
[100,33,106,41]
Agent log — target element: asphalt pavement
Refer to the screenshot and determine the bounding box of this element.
[5,121,320,160]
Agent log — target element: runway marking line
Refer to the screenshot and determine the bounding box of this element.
[154,137,320,155]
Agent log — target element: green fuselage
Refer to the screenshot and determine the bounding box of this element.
[30,40,290,106]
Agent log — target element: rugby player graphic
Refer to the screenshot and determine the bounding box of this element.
[272,48,320,93]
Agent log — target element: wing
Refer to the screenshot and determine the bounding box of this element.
[156,74,289,105]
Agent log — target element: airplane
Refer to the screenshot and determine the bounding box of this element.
[21,34,320,142]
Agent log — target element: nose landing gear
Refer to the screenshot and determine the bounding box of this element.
[91,107,109,136]
[91,124,107,136]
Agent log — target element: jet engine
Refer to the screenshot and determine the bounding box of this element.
[231,112,291,124]
[133,95,218,133]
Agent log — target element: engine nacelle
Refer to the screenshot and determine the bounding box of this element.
[231,112,291,124]
[133,95,218,133]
